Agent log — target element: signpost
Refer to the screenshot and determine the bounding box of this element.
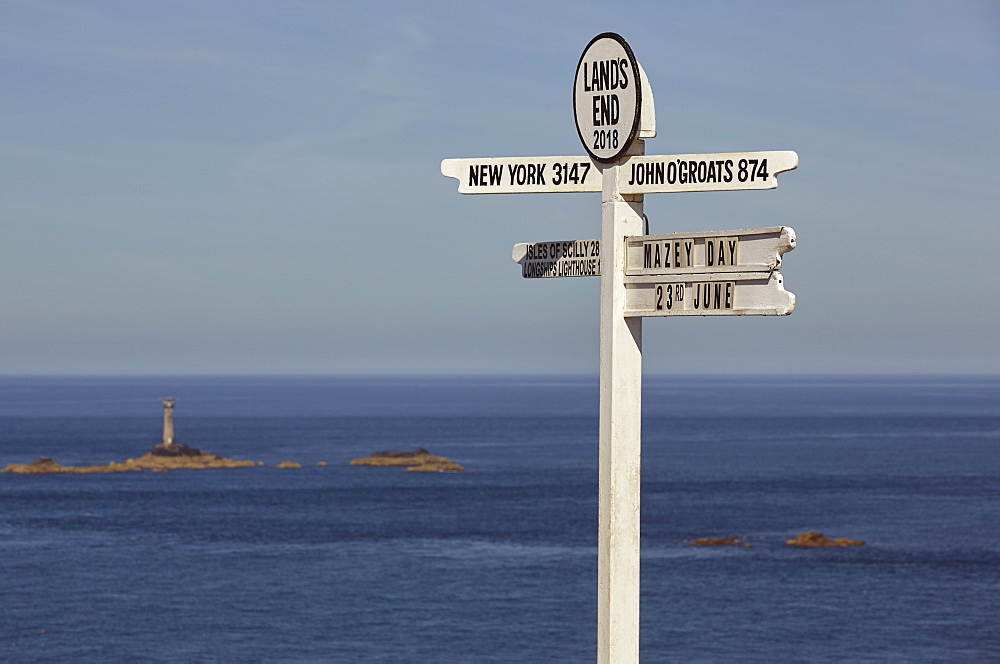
[441,33,799,663]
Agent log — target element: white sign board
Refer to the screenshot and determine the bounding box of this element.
[624,272,794,317]
[625,226,795,277]
[574,33,641,163]
[513,239,601,278]
[440,156,600,194]
[619,151,798,193]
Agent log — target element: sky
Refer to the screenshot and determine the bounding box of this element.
[2,0,998,375]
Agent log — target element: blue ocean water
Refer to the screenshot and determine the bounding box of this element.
[0,375,997,662]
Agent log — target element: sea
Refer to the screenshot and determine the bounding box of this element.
[0,375,997,663]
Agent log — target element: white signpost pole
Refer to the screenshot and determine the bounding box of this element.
[572,32,648,663]
[597,140,644,664]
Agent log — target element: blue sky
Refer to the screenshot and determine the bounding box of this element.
[2,1,998,374]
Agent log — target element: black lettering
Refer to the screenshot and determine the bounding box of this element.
[725,282,733,309]
[706,239,715,267]
[667,161,677,184]
[629,164,636,186]
[583,63,591,92]
[592,95,602,126]
[724,160,733,182]
[655,285,663,310]
[599,60,610,91]
[596,94,617,127]
[469,165,480,187]
[713,283,722,309]
[707,160,717,182]
[619,58,629,88]
[684,240,694,267]
[653,242,661,268]
[507,164,516,184]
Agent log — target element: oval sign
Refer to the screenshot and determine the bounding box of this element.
[573,33,641,164]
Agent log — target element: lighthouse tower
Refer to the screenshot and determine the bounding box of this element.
[162,398,176,447]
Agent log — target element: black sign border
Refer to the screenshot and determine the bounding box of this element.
[573,33,642,165]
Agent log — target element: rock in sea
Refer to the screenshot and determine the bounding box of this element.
[349,448,466,472]
[786,531,866,547]
[685,537,752,547]
[2,444,255,474]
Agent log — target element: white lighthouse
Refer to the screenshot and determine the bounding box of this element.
[162,398,176,447]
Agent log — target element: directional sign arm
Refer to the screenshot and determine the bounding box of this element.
[618,151,798,194]
[513,239,602,278]
[625,272,795,317]
[625,226,795,276]
[441,156,601,194]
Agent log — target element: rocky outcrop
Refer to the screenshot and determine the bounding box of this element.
[349,448,466,472]
[275,461,302,469]
[3,457,69,474]
[2,444,255,474]
[786,531,865,547]
[685,537,752,547]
